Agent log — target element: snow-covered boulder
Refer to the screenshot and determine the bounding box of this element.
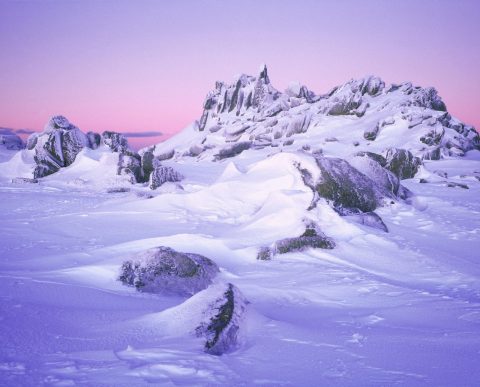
[119,246,219,296]
[32,116,88,178]
[384,148,421,180]
[196,283,247,355]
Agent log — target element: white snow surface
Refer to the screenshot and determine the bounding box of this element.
[0,71,480,385]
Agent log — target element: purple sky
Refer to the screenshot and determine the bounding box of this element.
[1,0,479,149]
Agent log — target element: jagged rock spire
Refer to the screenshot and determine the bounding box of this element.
[259,64,270,84]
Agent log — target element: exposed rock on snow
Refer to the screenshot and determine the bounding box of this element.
[196,283,247,355]
[363,122,380,141]
[86,131,101,150]
[349,154,410,198]
[215,142,251,160]
[31,116,88,178]
[11,177,38,184]
[102,131,130,154]
[314,156,388,214]
[149,164,183,189]
[119,246,219,296]
[384,148,421,180]
[117,153,142,183]
[0,129,24,150]
[258,222,335,260]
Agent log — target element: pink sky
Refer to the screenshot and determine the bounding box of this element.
[1,0,479,149]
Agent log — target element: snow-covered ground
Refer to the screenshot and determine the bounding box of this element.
[1,145,480,385]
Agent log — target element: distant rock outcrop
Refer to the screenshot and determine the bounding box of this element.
[0,128,24,150]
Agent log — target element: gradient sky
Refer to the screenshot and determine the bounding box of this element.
[1,0,479,149]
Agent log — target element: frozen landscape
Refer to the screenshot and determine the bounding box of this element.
[1,67,480,386]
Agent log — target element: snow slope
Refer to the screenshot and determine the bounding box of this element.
[0,68,480,385]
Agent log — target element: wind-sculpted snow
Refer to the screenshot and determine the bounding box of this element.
[119,246,219,296]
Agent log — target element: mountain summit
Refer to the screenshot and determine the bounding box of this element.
[152,66,478,163]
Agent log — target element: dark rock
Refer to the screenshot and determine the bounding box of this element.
[274,234,335,254]
[86,132,101,149]
[384,148,421,180]
[119,246,219,296]
[419,178,428,183]
[117,153,142,183]
[363,123,380,141]
[257,246,273,261]
[422,147,442,161]
[106,187,130,193]
[196,283,247,355]
[258,222,335,259]
[447,182,469,189]
[157,149,175,161]
[325,137,339,142]
[314,156,387,214]
[215,142,251,160]
[141,150,155,181]
[11,177,38,184]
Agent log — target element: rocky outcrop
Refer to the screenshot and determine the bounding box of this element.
[119,246,219,296]
[117,153,142,183]
[215,142,251,160]
[324,76,384,117]
[102,131,129,153]
[196,283,247,355]
[149,164,183,189]
[31,116,88,178]
[384,148,421,180]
